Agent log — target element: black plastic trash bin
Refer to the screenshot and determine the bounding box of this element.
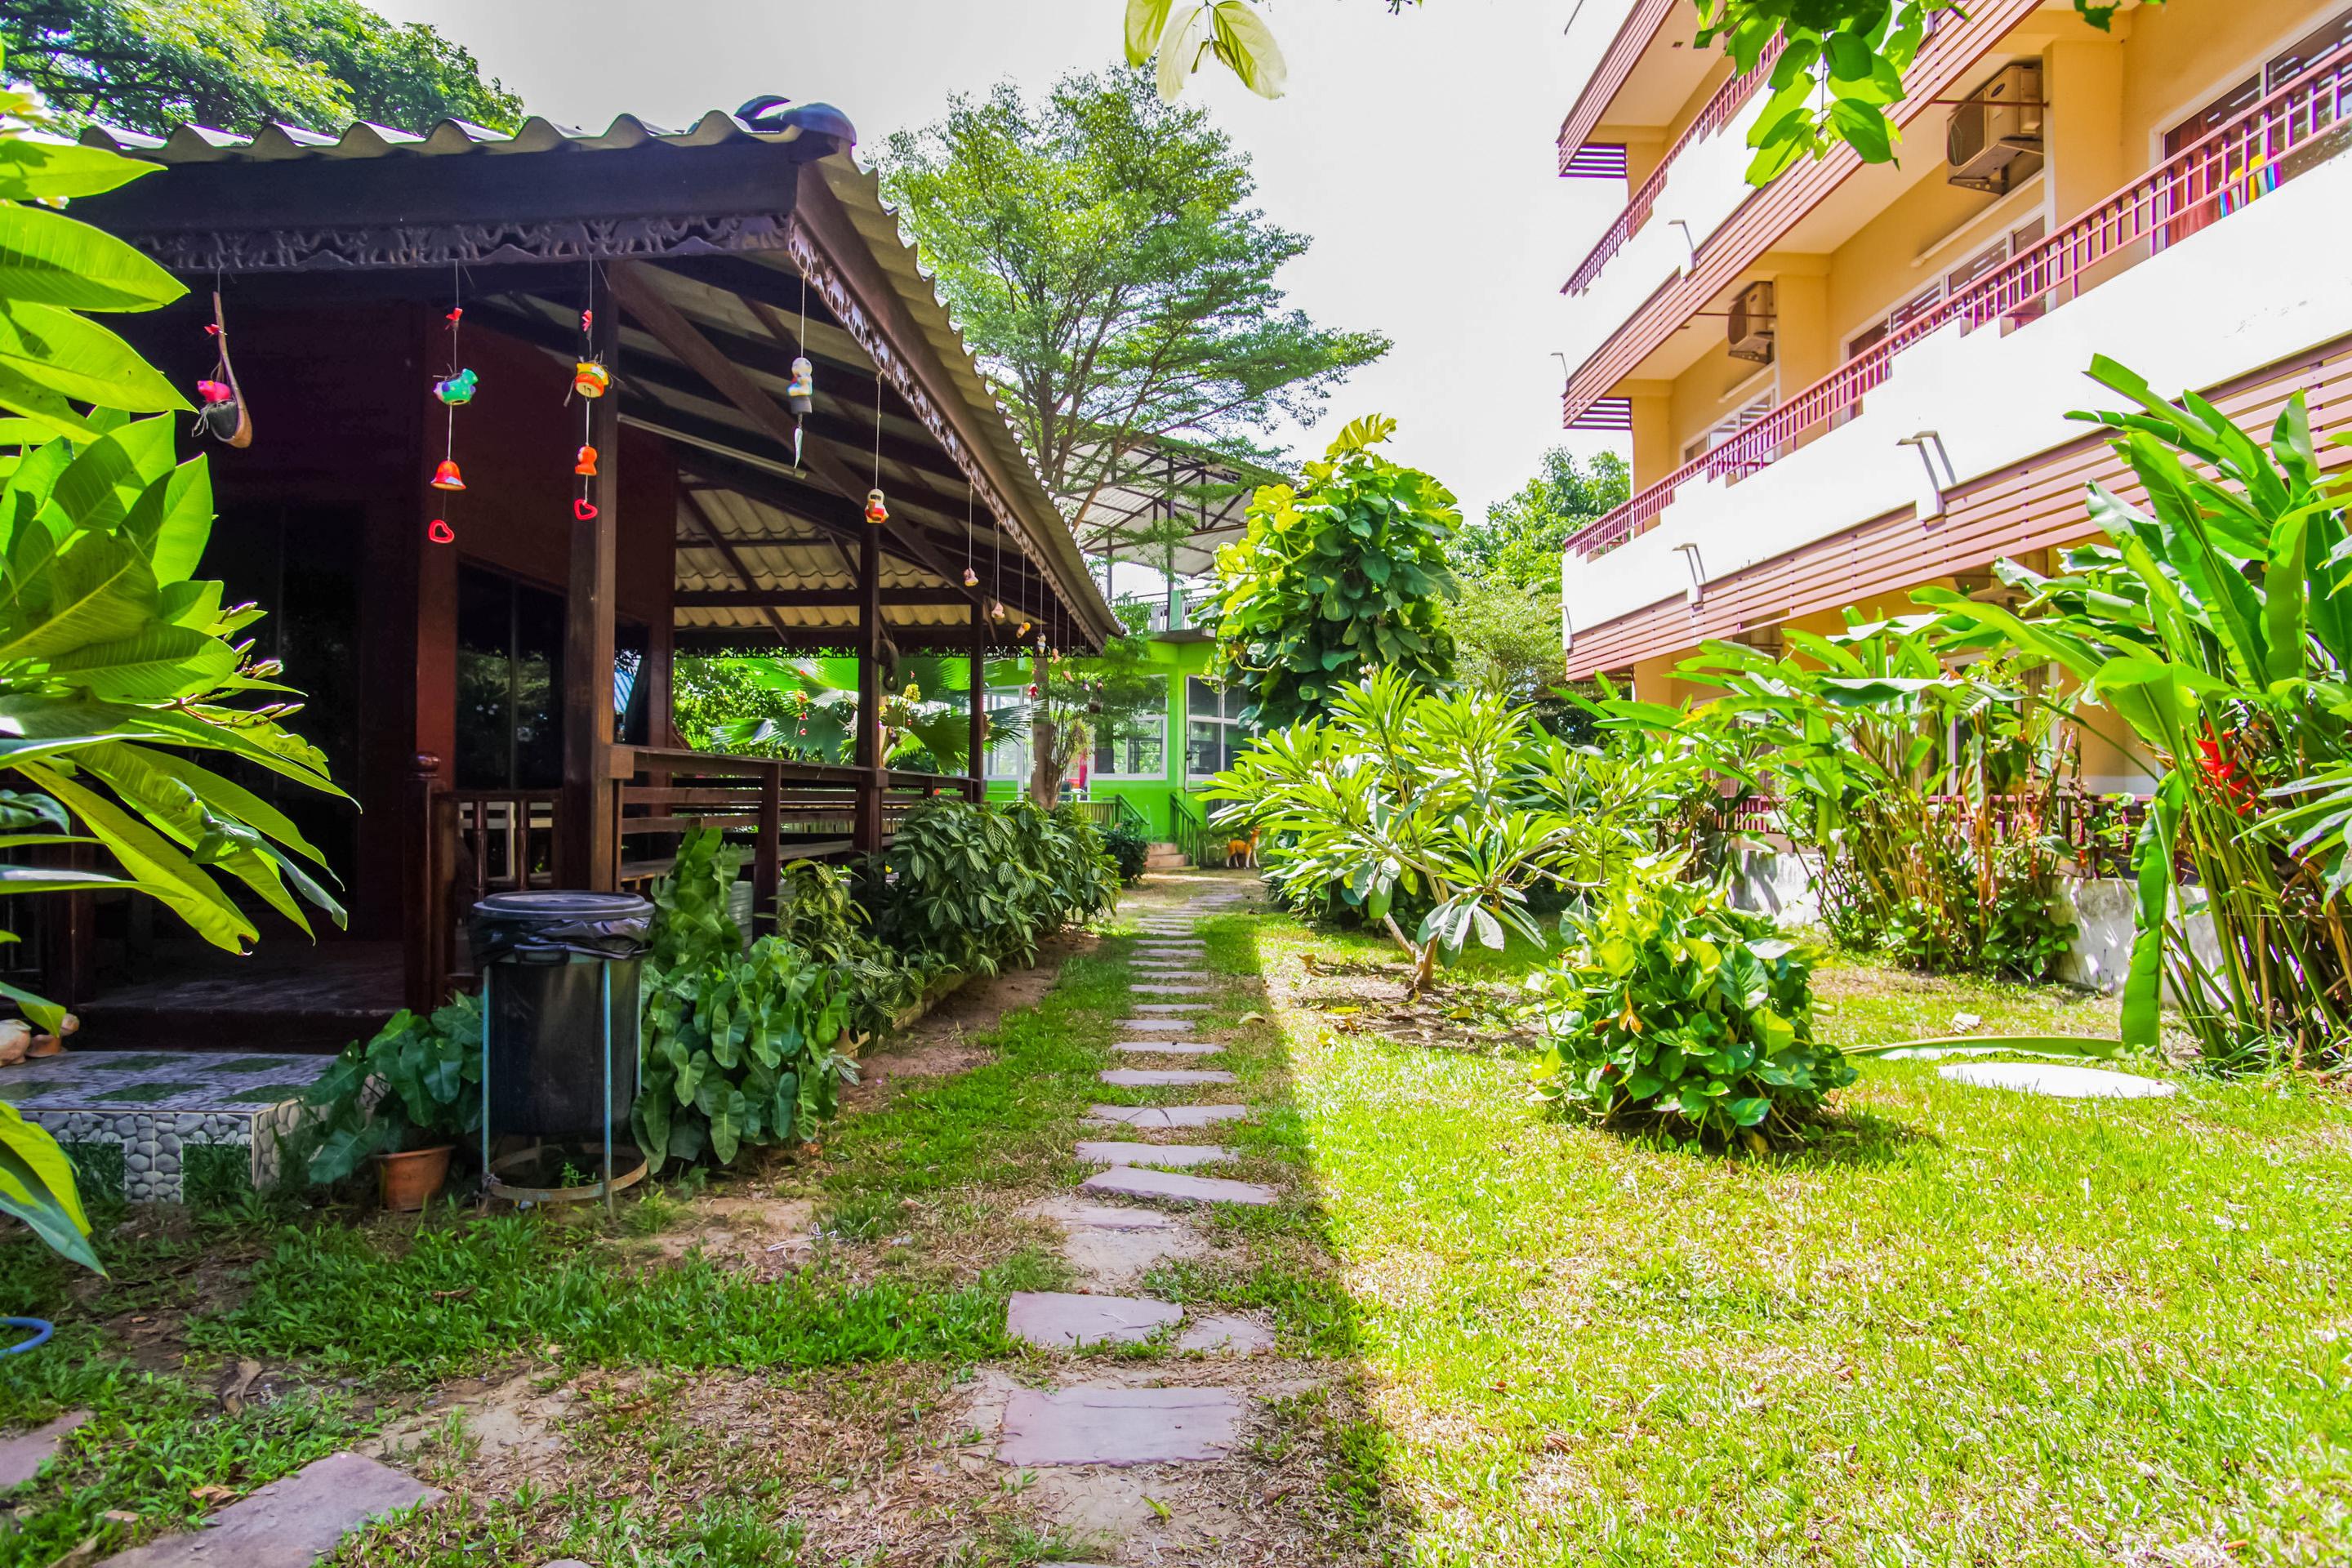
[470,891,653,1140]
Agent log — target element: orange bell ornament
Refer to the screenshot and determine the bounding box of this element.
[865,488,889,525]
[962,566,978,588]
[430,459,466,491]
[572,360,611,399]
[574,444,599,477]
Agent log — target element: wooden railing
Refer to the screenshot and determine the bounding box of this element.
[1568,38,2352,558]
[1565,38,1786,297]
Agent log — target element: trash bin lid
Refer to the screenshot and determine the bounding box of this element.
[471,890,654,962]
[473,891,653,922]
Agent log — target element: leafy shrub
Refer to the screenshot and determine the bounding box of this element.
[1530,872,1855,1144]
[1205,415,1460,730]
[635,831,874,1171]
[302,992,483,1183]
[874,798,1117,974]
[1206,670,1686,993]
[1102,822,1151,884]
[773,860,929,1038]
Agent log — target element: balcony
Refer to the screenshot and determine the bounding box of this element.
[1564,38,1785,298]
[1566,43,2352,564]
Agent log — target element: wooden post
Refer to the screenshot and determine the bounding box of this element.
[753,761,780,933]
[562,302,621,889]
[968,608,987,803]
[643,614,676,748]
[853,523,884,853]
[404,752,445,1011]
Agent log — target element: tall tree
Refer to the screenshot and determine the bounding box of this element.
[2,0,522,136]
[1454,448,1630,595]
[875,68,1387,532]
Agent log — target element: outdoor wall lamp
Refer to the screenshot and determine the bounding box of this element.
[1673,541,1705,608]
[1898,430,1958,520]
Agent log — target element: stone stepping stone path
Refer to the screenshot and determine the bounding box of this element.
[1098,1068,1234,1088]
[1082,1165,1274,1205]
[998,1388,1245,1467]
[0,1410,89,1490]
[98,1451,440,1567]
[1086,1103,1248,1129]
[1076,1141,1235,1168]
[999,888,1284,1540]
[1938,1062,2178,1099]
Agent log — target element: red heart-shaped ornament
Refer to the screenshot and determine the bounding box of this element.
[427,518,457,544]
[573,499,599,520]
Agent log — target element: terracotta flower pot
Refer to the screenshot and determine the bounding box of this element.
[376,1145,453,1212]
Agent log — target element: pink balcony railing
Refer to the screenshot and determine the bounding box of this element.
[1567,38,2352,558]
[1565,38,1787,298]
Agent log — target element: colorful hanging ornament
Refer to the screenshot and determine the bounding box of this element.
[963,565,979,588]
[575,444,599,477]
[786,356,814,416]
[989,599,1007,622]
[865,488,889,526]
[961,483,979,587]
[428,296,468,524]
[572,360,611,399]
[191,292,252,448]
[427,519,457,545]
[431,459,466,491]
[433,368,478,406]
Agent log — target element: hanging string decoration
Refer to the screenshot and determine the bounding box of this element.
[571,290,603,521]
[192,292,253,448]
[426,293,466,540]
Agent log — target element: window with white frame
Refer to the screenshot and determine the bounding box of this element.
[1186,678,1251,779]
[983,687,1031,780]
[1091,679,1168,778]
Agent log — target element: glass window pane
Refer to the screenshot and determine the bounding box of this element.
[1187,676,1221,718]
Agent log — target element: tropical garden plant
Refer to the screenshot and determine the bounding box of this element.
[1,64,345,1263]
[1529,866,1852,1146]
[1205,669,1686,994]
[872,797,1119,976]
[1592,617,2078,979]
[1922,358,2350,1068]
[1206,416,1460,731]
[299,991,483,1183]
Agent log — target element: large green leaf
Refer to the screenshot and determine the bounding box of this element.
[0,202,185,313]
[16,758,256,951]
[49,623,239,702]
[0,525,159,661]
[0,137,158,203]
[0,301,186,412]
[0,1101,101,1272]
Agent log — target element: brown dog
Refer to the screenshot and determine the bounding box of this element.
[1225,830,1258,869]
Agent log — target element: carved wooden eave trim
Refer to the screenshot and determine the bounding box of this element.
[120,211,798,276]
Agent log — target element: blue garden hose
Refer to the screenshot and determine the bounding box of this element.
[2,1316,53,1355]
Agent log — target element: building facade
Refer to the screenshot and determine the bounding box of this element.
[1555,0,2352,789]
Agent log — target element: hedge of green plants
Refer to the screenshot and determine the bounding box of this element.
[302,800,1118,1184]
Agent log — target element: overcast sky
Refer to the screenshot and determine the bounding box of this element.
[371,0,1624,532]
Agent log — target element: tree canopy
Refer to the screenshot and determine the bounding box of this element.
[875,68,1386,531]
[1453,448,1630,595]
[2,0,522,136]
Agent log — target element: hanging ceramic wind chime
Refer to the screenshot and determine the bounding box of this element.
[571,287,602,522]
[192,292,253,448]
[785,269,815,470]
[962,484,979,588]
[987,527,1008,624]
[864,373,889,526]
[425,292,470,543]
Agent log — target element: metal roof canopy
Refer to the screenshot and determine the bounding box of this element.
[1072,438,1285,585]
[74,104,1120,653]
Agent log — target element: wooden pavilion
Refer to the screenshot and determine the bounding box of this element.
[39,98,1118,1048]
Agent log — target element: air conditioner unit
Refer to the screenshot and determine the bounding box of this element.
[1947,61,2045,194]
[1726,281,1775,364]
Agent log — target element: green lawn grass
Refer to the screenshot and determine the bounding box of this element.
[1252,915,2352,1566]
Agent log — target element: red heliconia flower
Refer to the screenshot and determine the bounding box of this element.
[2195,728,2259,817]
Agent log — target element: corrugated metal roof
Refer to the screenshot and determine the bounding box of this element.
[78,103,857,162]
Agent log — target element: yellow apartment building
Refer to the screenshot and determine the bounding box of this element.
[1554,0,2352,790]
